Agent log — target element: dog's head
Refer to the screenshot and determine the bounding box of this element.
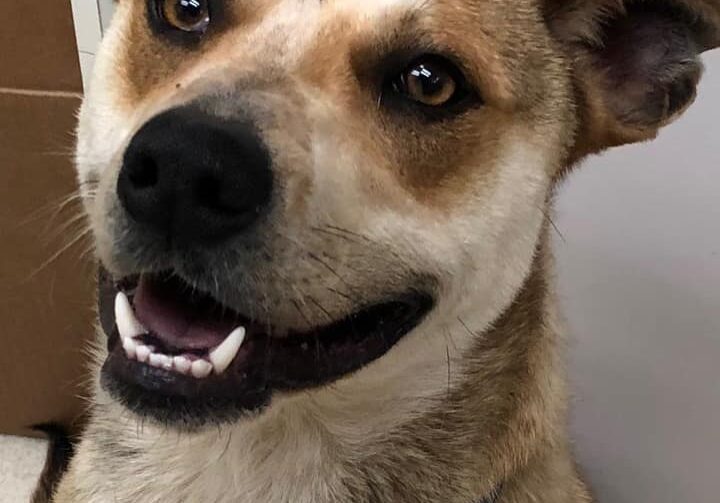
[78,0,718,428]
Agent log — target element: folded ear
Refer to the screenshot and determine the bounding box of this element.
[544,0,720,158]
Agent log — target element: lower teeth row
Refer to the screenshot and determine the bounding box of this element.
[115,291,247,378]
[121,336,213,378]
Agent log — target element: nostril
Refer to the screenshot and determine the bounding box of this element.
[128,155,159,189]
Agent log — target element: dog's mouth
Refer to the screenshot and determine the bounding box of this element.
[99,269,433,425]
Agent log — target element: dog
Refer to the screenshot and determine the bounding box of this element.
[45,0,718,501]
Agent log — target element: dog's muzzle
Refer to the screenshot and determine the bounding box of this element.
[98,106,435,426]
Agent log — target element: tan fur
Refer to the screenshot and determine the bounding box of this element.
[55,0,719,501]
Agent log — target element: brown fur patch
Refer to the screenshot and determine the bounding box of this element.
[117,0,278,104]
[295,1,574,208]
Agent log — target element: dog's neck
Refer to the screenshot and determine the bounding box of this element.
[332,230,577,502]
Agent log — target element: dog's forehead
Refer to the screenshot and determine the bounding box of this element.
[323,0,420,17]
[108,0,547,106]
[219,0,420,63]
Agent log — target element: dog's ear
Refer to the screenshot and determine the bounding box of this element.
[544,0,720,159]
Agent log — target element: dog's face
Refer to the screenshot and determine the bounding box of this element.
[77,0,718,428]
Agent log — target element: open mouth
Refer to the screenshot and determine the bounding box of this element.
[99,269,433,425]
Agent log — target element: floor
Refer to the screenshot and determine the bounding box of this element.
[0,435,47,503]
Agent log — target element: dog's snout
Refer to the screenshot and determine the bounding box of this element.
[118,106,273,245]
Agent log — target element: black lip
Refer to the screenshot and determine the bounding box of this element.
[98,268,434,427]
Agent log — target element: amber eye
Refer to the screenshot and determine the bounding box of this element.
[393,57,462,107]
[160,0,210,33]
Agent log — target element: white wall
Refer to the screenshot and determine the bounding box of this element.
[69,0,102,90]
[97,0,115,30]
[558,51,720,503]
[69,0,114,90]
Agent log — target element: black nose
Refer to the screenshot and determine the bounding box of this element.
[117,106,273,246]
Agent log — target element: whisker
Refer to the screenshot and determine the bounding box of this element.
[46,211,90,240]
[26,227,93,281]
[305,251,357,294]
[291,298,314,329]
[325,286,356,303]
[548,215,566,243]
[16,190,87,230]
[315,224,407,263]
[308,296,334,322]
[444,328,458,352]
[537,203,566,243]
[457,317,477,338]
[310,226,358,244]
[282,234,364,302]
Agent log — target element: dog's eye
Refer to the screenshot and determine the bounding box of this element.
[391,57,466,107]
[160,0,210,33]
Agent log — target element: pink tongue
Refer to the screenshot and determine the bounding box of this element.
[133,276,237,351]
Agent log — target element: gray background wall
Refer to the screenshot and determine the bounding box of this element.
[558,51,720,503]
[81,6,719,501]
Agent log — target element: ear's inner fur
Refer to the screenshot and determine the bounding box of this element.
[592,2,704,128]
[545,0,720,156]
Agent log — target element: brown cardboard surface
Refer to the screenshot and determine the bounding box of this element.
[0,2,83,92]
[0,92,94,437]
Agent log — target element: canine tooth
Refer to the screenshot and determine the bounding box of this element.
[173,356,192,374]
[209,327,246,374]
[114,292,147,339]
[122,336,137,359]
[191,360,213,379]
[136,345,151,363]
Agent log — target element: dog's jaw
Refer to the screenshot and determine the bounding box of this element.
[56,232,589,503]
[58,141,563,503]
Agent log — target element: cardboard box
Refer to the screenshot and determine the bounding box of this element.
[0,2,93,437]
[0,1,82,93]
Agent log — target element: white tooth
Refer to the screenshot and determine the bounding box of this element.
[122,336,138,359]
[209,327,246,374]
[159,355,173,370]
[149,353,172,369]
[136,345,151,363]
[148,353,163,368]
[173,356,192,374]
[114,292,147,339]
[191,360,213,379]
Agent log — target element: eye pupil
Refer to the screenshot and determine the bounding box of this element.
[400,60,458,106]
[161,0,210,33]
[177,0,203,21]
[410,65,446,97]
